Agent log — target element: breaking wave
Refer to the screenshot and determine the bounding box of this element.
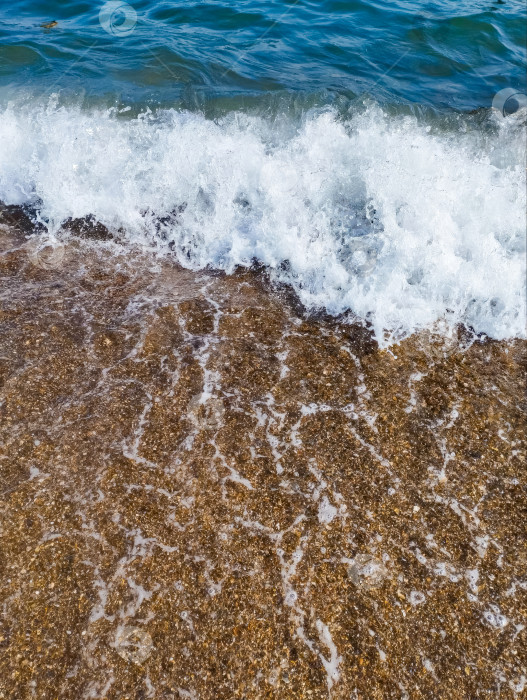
[0,99,524,345]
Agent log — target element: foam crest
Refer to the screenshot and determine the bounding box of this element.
[0,100,524,345]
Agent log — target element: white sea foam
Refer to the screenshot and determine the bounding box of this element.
[0,100,524,346]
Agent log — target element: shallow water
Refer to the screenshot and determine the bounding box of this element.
[0,233,526,698]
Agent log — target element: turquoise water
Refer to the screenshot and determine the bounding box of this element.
[0,0,525,110]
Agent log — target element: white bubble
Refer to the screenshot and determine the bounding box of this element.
[318,496,337,524]
[483,606,508,629]
[284,590,298,606]
[409,591,426,606]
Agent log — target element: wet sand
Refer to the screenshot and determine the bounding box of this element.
[0,230,525,699]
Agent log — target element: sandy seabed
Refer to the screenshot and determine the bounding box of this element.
[0,227,525,699]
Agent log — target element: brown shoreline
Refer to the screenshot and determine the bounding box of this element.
[0,233,526,699]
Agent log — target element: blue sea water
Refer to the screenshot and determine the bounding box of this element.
[0,0,525,109]
[0,0,525,343]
